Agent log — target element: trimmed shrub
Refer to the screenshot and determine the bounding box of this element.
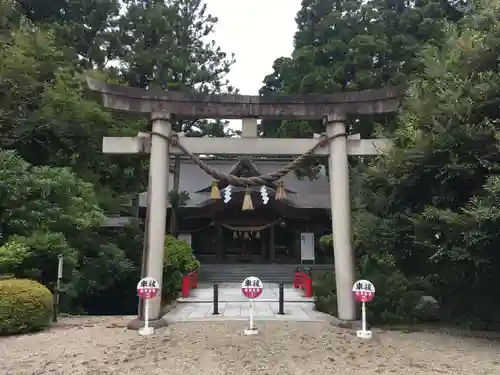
[162,235,199,303]
[0,278,53,335]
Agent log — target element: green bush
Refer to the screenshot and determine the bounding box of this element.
[313,253,429,324]
[162,235,199,303]
[0,278,53,335]
[313,271,338,316]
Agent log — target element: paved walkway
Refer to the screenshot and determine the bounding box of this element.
[180,283,314,303]
[164,283,330,322]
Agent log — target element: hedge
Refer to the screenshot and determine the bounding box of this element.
[0,278,53,335]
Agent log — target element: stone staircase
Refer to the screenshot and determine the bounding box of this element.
[197,264,297,284]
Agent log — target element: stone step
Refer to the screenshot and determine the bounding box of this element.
[198,264,299,284]
[199,277,294,284]
[198,264,333,269]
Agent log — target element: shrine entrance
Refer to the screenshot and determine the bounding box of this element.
[189,218,315,265]
[180,202,329,265]
[182,222,298,264]
[87,77,404,323]
[221,226,273,263]
[166,157,332,264]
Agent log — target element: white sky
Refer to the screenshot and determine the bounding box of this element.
[205,0,302,131]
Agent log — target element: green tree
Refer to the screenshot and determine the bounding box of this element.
[0,0,239,314]
[0,8,143,190]
[0,150,119,301]
[116,0,237,135]
[259,0,448,139]
[356,0,500,328]
[0,149,139,312]
[0,9,142,312]
[17,0,120,69]
[117,0,234,92]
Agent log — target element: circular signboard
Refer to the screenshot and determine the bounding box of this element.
[137,277,160,300]
[241,276,264,299]
[352,279,375,303]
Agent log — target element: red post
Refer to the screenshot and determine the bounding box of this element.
[295,272,307,289]
[293,272,300,288]
[303,275,313,297]
[192,272,198,289]
[181,275,190,297]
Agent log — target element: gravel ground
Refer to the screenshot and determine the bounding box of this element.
[0,316,499,375]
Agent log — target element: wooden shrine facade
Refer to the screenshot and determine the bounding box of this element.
[139,157,332,264]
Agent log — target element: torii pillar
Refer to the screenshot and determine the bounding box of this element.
[145,111,172,321]
[326,112,356,320]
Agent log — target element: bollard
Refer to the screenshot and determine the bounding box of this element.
[213,284,219,315]
[278,283,284,315]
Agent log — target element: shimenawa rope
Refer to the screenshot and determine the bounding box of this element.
[148,131,346,187]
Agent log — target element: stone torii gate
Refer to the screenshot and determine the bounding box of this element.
[87,77,403,325]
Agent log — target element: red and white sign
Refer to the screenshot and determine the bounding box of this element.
[352,279,375,303]
[241,276,263,299]
[137,277,160,300]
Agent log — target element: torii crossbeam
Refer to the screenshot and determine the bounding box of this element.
[102,131,390,156]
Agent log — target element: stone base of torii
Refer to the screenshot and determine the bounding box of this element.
[86,77,403,326]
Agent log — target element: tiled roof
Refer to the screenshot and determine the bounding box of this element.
[138,158,331,209]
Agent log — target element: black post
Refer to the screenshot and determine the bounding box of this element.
[52,287,58,322]
[213,284,219,315]
[278,283,284,315]
[52,254,63,322]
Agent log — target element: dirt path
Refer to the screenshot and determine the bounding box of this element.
[0,316,499,374]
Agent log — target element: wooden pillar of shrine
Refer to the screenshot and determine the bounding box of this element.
[215,222,223,261]
[260,231,266,261]
[269,224,276,263]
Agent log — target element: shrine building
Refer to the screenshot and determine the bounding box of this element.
[138,157,333,265]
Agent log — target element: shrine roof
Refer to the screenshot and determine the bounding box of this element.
[138,158,331,209]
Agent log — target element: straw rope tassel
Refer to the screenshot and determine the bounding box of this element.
[276,181,286,200]
[242,189,254,211]
[210,181,221,200]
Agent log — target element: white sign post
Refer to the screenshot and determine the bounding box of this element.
[300,232,315,263]
[352,279,375,340]
[52,254,64,322]
[137,276,160,336]
[241,276,263,336]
